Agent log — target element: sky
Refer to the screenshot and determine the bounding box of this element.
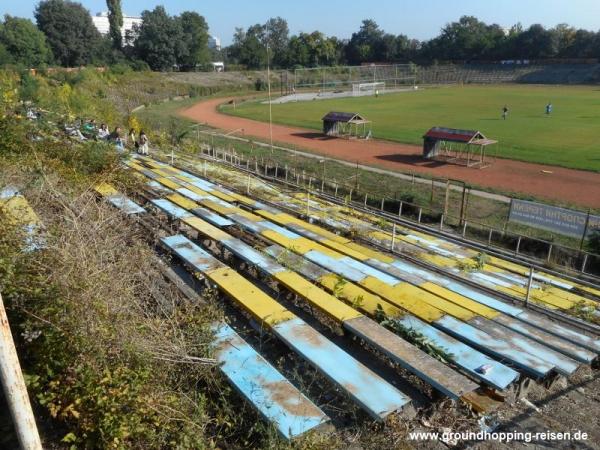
[2,0,600,46]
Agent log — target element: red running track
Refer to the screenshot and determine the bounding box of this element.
[180,98,600,208]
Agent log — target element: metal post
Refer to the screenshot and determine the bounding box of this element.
[275,164,278,179]
[515,236,521,254]
[440,214,444,230]
[0,293,42,450]
[547,244,553,262]
[398,202,403,217]
[525,266,534,306]
[459,184,468,226]
[364,193,368,206]
[418,208,422,223]
[285,165,288,182]
[580,210,591,250]
[488,229,493,247]
[430,179,434,204]
[443,180,450,217]
[462,221,467,237]
[581,254,588,273]
[380,198,385,211]
[334,183,338,197]
[306,190,310,217]
[391,223,396,250]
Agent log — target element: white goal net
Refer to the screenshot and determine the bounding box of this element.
[352,82,386,97]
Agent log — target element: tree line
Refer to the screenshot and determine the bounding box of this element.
[0,0,212,71]
[1,1,600,71]
[229,16,600,69]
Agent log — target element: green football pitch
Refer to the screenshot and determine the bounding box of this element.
[222,84,600,172]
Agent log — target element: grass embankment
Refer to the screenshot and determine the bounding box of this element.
[0,69,225,448]
[0,68,347,449]
[4,68,453,449]
[222,84,600,172]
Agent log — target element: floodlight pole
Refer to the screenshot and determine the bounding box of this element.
[266,39,274,155]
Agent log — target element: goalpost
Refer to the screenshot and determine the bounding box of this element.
[294,64,416,94]
[352,81,386,97]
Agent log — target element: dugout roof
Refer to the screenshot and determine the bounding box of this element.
[322,112,370,124]
[424,127,496,145]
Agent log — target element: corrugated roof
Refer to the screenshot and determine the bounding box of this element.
[424,127,484,143]
[322,112,365,123]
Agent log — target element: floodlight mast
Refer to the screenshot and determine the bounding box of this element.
[266,31,274,154]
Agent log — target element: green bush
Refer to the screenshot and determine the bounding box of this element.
[108,63,132,75]
[48,140,121,175]
[19,72,41,102]
[254,78,266,91]
[587,229,600,255]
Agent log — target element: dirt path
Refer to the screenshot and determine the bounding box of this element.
[180,98,600,208]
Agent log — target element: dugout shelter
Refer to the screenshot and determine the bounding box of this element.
[322,112,372,139]
[423,127,497,168]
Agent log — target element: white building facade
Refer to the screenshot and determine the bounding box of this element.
[91,12,143,45]
[208,35,221,51]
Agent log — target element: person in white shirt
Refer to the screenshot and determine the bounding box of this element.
[97,123,110,140]
[138,131,149,155]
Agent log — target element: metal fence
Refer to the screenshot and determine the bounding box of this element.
[289,64,550,93]
[187,143,600,280]
[292,64,418,92]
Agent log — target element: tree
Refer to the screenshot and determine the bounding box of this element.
[380,34,398,61]
[226,18,289,69]
[239,33,267,69]
[514,24,556,59]
[35,0,103,66]
[264,17,289,67]
[227,27,246,63]
[106,0,123,50]
[286,32,339,67]
[228,25,267,69]
[551,24,577,57]
[0,43,12,65]
[426,16,506,61]
[134,6,183,71]
[287,35,310,67]
[0,15,53,66]
[177,11,210,70]
[562,29,597,58]
[346,19,385,64]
